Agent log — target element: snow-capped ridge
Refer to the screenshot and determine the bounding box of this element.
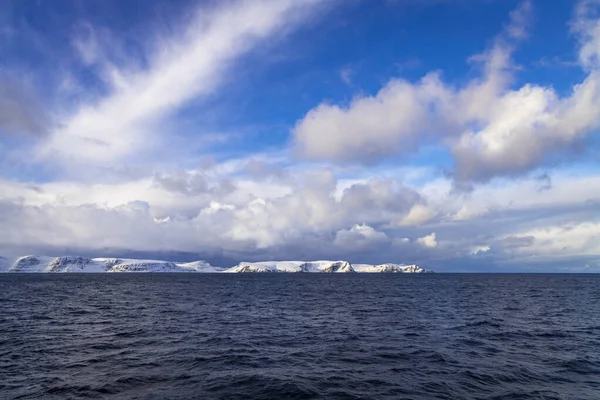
[352,263,432,273]
[10,256,68,273]
[227,260,355,273]
[6,256,223,273]
[3,255,433,273]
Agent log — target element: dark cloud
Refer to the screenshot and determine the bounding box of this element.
[244,159,289,180]
[536,172,553,191]
[153,170,235,196]
[0,78,50,137]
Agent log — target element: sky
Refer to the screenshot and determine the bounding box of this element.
[0,0,599,272]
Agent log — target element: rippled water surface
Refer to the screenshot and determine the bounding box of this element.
[1,274,600,399]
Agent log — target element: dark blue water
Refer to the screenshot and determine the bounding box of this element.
[1,274,599,399]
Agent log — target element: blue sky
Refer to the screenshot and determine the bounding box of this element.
[1,0,599,271]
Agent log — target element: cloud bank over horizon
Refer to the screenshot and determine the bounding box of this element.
[0,0,599,271]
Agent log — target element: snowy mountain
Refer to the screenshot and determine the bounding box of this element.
[352,263,432,273]
[3,255,433,273]
[226,260,355,273]
[6,256,225,273]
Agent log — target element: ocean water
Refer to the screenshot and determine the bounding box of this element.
[1,274,599,399]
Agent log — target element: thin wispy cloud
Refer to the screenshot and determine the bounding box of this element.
[37,0,325,167]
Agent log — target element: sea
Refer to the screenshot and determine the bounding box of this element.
[1,274,599,399]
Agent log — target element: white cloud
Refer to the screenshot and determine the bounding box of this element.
[417,232,438,248]
[508,222,600,258]
[293,73,445,162]
[0,161,423,258]
[293,1,600,184]
[334,224,390,250]
[37,0,324,167]
[436,170,600,222]
[400,204,436,226]
[451,72,600,183]
[471,245,491,255]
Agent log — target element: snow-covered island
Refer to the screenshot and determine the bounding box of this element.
[1,255,434,273]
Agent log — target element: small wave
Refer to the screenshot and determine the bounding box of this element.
[488,390,565,400]
[112,328,147,338]
[204,375,319,399]
[451,319,503,330]
[560,358,600,374]
[46,384,98,397]
[2,273,599,400]
[89,342,125,351]
[29,314,53,320]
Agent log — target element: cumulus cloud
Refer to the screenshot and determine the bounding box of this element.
[400,204,436,226]
[1,160,599,269]
[417,232,438,248]
[333,224,390,250]
[0,162,425,260]
[451,73,600,183]
[470,245,491,255]
[293,0,600,184]
[293,73,446,162]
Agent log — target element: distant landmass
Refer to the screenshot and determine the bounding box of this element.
[1,256,433,273]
